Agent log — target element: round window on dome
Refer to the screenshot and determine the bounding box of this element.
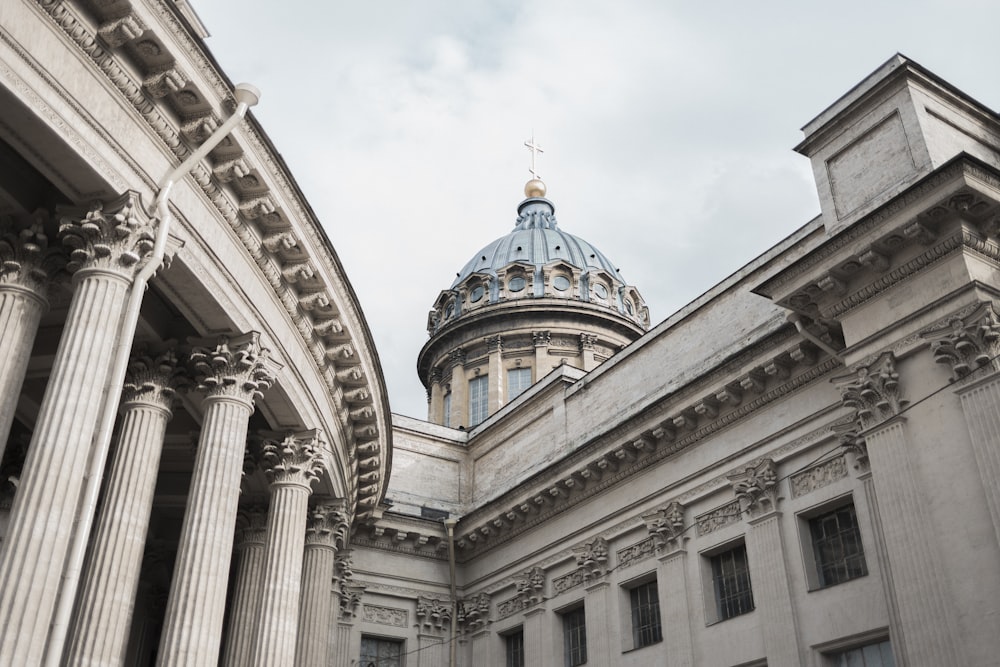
[593,283,608,300]
[508,276,526,292]
[553,276,571,292]
[470,285,485,303]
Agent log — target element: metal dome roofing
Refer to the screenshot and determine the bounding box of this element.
[450,197,622,288]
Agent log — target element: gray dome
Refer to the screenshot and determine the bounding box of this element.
[451,198,623,287]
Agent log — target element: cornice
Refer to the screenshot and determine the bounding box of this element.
[35,0,391,522]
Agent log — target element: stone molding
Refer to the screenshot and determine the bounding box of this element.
[496,567,545,620]
[188,333,278,405]
[922,301,1000,382]
[834,352,908,431]
[728,458,779,519]
[260,430,324,488]
[59,191,155,279]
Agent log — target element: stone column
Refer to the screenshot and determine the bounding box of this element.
[220,506,269,667]
[249,431,324,667]
[486,334,503,412]
[0,216,61,457]
[923,304,1000,544]
[156,333,277,666]
[65,351,181,667]
[728,459,801,667]
[447,348,467,428]
[295,502,348,667]
[643,502,693,666]
[579,333,599,372]
[835,353,962,665]
[533,331,551,378]
[0,193,154,665]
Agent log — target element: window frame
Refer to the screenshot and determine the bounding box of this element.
[468,374,488,427]
[628,579,662,649]
[506,367,532,402]
[798,495,869,591]
[703,540,754,623]
[561,605,588,666]
[359,634,405,667]
[807,501,868,589]
[503,627,525,667]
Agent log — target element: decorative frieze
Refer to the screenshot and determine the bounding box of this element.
[616,537,657,569]
[835,352,908,430]
[922,302,1000,381]
[695,501,741,536]
[728,458,779,518]
[362,604,407,628]
[496,567,545,620]
[790,455,848,498]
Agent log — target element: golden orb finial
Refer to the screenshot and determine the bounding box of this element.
[524,178,547,198]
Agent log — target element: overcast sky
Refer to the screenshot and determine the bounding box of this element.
[192,1,1000,420]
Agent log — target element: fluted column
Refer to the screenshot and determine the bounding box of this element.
[296,502,348,667]
[0,216,62,457]
[0,193,154,665]
[486,335,503,412]
[156,333,277,667]
[728,459,800,667]
[835,353,962,665]
[957,374,1000,540]
[249,431,324,667]
[65,351,181,667]
[221,506,269,667]
[583,581,613,665]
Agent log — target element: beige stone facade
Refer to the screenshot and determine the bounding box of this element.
[1,3,1000,667]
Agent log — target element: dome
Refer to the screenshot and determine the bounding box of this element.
[451,197,622,289]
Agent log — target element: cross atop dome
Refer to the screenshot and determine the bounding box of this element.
[523,134,547,198]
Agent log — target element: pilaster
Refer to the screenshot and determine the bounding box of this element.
[66,350,182,667]
[249,431,324,667]
[644,501,693,666]
[728,459,801,667]
[448,348,467,428]
[0,215,63,456]
[486,334,503,412]
[295,501,348,667]
[0,192,155,665]
[834,352,962,665]
[522,605,547,666]
[156,333,277,667]
[583,581,613,666]
[220,506,269,667]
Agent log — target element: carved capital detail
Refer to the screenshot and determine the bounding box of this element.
[728,458,779,518]
[458,593,491,632]
[533,330,551,348]
[122,349,184,412]
[921,303,1000,381]
[59,191,156,278]
[305,501,349,548]
[641,501,686,552]
[484,334,503,353]
[261,430,324,489]
[579,332,598,351]
[0,214,65,294]
[416,596,452,632]
[234,505,268,550]
[834,352,908,430]
[188,332,278,405]
[572,536,609,580]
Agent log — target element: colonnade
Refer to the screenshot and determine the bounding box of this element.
[0,196,348,665]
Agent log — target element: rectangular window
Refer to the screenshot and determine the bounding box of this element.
[442,393,451,428]
[507,367,532,402]
[562,606,587,666]
[830,639,894,666]
[711,543,754,621]
[469,375,488,426]
[629,580,662,648]
[810,504,868,587]
[360,635,403,667]
[505,628,525,667]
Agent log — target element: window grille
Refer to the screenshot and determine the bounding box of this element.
[505,628,525,667]
[360,636,403,667]
[810,504,868,587]
[711,544,754,621]
[562,606,588,666]
[629,580,662,648]
[831,639,894,666]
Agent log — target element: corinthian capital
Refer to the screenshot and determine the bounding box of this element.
[728,458,779,518]
[261,429,324,489]
[233,505,268,551]
[0,212,65,294]
[122,349,185,413]
[305,501,350,549]
[833,352,908,430]
[921,303,1000,381]
[59,191,155,279]
[188,332,279,405]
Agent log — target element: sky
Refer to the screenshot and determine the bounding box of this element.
[192,1,1000,420]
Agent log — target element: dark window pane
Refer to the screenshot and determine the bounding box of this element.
[711,544,754,620]
[810,504,868,587]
